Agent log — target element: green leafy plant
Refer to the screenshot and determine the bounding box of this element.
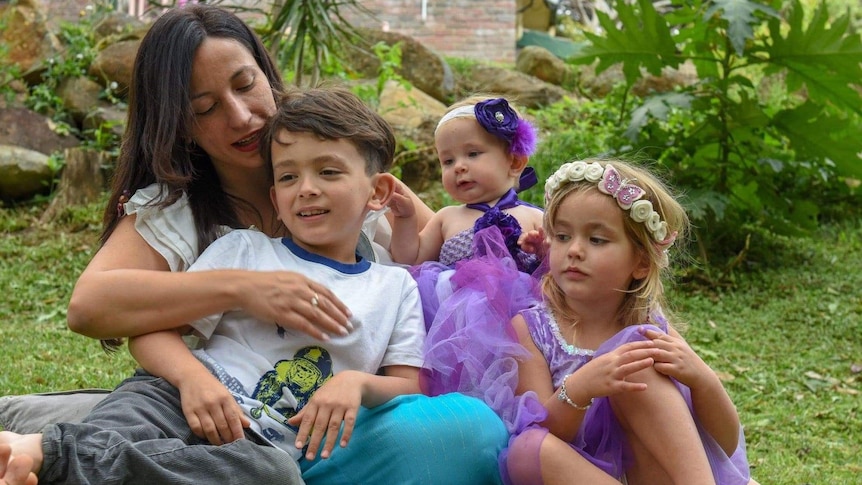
[566,0,862,266]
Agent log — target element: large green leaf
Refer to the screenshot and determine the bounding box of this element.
[772,102,862,177]
[569,0,678,84]
[764,0,862,115]
[705,0,779,56]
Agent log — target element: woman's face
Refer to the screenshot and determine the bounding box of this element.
[188,37,277,172]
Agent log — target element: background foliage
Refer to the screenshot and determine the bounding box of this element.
[549,0,862,268]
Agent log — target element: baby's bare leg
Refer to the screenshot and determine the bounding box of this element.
[0,432,41,485]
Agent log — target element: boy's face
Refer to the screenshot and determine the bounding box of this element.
[269,130,387,263]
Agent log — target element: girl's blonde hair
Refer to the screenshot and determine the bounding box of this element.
[541,158,689,329]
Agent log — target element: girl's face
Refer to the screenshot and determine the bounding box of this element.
[188,37,277,173]
[435,117,517,205]
[548,189,649,312]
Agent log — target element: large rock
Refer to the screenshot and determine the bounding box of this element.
[516,45,573,87]
[0,0,62,82]
[378,80,447,192]
[347,28,454,104]
[457,64,570,108]
[88,39,141,94]
[0,145,53,200]
[0,108,79,155]
[57,76,106,125]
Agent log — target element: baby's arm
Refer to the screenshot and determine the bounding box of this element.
[287,367,420,460]
[128,330,249,445]
[641,326,741,455]
[390,200,446,264]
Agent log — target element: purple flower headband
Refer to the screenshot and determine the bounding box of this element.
[545,161,678,250]
[435,98,538,157]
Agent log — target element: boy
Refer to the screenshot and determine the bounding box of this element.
[0,87,425,484]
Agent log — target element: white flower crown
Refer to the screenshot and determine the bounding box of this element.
[545,161,677,248]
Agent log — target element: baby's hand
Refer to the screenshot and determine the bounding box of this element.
[518,228,547,257]
[387,183,416,219]
[289,372,362,460]
[640,327,710,389]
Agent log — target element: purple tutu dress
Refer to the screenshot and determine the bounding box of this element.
[414,189,548,438]
[502,304,751,485]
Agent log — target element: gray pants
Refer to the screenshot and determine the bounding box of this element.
[37,371,302,485]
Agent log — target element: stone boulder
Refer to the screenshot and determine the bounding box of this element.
[457,64,570,109]
[378,80,447,193]
[88,39,141,94]
[0,145,53,201]
[0,108,79,155]
[347,28,454,104]
[0,0,62,84]
[516,45,573,87]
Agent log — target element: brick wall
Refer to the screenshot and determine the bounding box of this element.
[345,0,518,64]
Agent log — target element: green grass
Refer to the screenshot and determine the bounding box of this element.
[1,199,860,483]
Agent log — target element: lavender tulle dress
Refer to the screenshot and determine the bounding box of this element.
[414,189,548,441]
[502,304,751,485]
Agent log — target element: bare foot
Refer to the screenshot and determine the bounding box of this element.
[0,433,41,485]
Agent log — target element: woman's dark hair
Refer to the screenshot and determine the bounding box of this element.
[99,4,283,351]
[103,4,284,248]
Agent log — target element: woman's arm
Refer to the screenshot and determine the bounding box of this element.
[67,215,351,340]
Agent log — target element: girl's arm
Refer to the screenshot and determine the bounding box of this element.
[67,215,352,341]
[128,330,248,445]
[288,366,420,460]
[642,326,741,455]
[513,314,660,442]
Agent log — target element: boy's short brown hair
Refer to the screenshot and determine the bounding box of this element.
[261,86,396,176]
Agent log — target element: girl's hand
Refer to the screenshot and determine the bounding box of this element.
[571,340,658,399]
[517,228,547,258]
[177,372,249,445]
[386,183,416,219]
[640,327,710,389]
[238,271,353,341]
[288,371,362,460]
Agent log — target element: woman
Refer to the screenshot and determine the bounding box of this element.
[0,5,507,485]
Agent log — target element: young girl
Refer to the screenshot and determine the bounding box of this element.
[388,96,547,434]
[504,159,751,484]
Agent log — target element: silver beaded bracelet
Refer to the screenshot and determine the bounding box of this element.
[557,373,594,411]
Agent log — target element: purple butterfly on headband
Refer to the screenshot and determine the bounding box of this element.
[597,164,645,210]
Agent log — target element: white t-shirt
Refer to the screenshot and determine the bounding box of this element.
[187,230,425,459]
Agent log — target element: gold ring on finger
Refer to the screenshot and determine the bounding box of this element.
[311,293,319,308]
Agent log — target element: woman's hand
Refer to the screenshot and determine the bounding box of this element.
[236,271,354,341]
[177,372,249,445]
[288,371,363,460]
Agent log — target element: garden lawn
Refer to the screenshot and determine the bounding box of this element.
[1,200,860,483]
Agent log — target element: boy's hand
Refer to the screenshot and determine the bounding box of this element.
[177,373,249,445]
[517,228,547,258]
[288,372,362,460]
[640,327,711,389]
[387,183,416,219]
